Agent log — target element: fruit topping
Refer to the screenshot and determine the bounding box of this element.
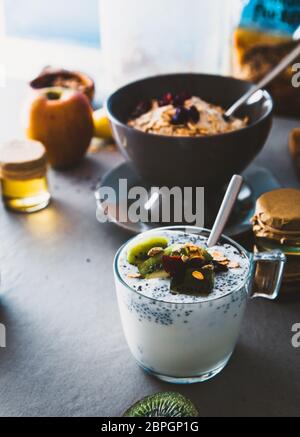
[138,253,165,276]
[171,105,200,126]
[143,270,170,280]
[173,92,191,107]
[126,236,239,297]
[127,236,169,265]
[188,105,200,123]
[131,101,152,119]
[123,391,199,417]
[171,107,190,125]
[158,92,174,107]
[162,255,186,280]
[171,266,215,296]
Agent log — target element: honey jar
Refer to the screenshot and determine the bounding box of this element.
[0,139,50,213]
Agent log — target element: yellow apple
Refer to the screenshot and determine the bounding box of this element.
[93,108,113,140]
[26,87,94,169]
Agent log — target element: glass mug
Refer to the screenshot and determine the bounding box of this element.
[114,226,286,384]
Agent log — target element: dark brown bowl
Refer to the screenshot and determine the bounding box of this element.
[106,73,273,189]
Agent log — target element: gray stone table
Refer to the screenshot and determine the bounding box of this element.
[0,79,299,417]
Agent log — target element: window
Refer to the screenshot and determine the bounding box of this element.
[0,0,103,87]
[4,0,100,47]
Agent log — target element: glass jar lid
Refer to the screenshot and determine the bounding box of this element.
[0,139,47,180]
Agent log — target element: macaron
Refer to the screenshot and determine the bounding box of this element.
[252,188,300,245]
[252,188,300,286]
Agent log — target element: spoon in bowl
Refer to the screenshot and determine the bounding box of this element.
[207,175,244,248]
[223,42,300,121]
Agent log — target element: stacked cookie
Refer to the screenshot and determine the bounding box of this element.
[252,188,300,284]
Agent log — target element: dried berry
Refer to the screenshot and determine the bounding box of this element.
[158,92,174,107]
[131,101,151,118]
[171,106,190,125]
[162,255,186,280]
[173,92,191,107]
[188,105,200,123]
[187,257,206,270]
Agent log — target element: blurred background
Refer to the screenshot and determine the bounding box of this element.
[0,0,299,110]
[0,0,242,96]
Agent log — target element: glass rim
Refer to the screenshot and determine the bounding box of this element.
[113,226,252,305]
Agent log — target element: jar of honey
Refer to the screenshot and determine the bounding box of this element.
[0,139,50,213]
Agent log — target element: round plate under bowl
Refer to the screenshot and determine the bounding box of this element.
[95,162,280,237]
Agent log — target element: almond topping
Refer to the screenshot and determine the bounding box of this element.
[228,261,240,269]
[185,243,199,252]
[218,260,230,266]
[211,251,228,262]
[190,255,204,260]
[211,251,224,258]
[192,271,204,281]
[203,264,214,271]
[147,247,164,257]
[127,273,142,279]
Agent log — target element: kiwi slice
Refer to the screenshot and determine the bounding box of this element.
[123,392,199,417]
[145,270,170,280]
[171,266,215,296]
[127,236,169,265]
[138,246,174,276]
[138,253,164,276]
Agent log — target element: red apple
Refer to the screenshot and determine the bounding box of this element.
[26,87,94,169]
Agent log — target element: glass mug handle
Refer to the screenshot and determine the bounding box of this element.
[249,251,286,300]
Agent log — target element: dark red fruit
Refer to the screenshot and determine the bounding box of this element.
[131,101,151,118]
[187,257,206,270]
[158,92,174,107]
[188,105,200,123]
[171,106,189,125]
[162,255,186,279]
[173,92,191,107]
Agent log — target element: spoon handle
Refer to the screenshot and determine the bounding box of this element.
[207,175,243,248]
[225,43,300,118]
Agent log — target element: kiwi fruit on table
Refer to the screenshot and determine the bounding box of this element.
[127,236,169,265]
[123,392,199,417]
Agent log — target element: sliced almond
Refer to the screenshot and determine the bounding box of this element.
[210,251,224,259]
[192,271,204,281]
[202,264,214,271]
[190,255,204,261]
[127,273,142,279]
[228,261,240,269]
[185,243,199,252]
[147,247,164,257]
[219,260,230,266]
[214,256,228,263]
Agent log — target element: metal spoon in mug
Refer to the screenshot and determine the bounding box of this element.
[223,42,300,121]
[207,175,244,248]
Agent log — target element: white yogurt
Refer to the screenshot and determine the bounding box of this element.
[114,230,250,383]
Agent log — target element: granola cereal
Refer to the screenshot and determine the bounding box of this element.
[128,93,248,137]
